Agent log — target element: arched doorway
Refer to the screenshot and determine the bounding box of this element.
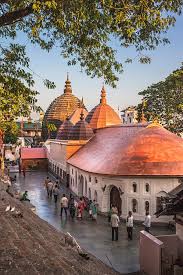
[110,186,122,215]
[78,175,84,197]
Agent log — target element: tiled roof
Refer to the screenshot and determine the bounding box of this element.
[21,148,47,159]
[68,124,183,176]
[56,118,73,140]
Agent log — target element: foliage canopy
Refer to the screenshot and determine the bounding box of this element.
[137,65,183,135]
[0,0,183,138]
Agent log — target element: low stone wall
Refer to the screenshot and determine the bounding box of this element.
[140,231,163,275]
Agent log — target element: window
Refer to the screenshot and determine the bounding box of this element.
[88,188,91,199]
[145,201,150,212]
[132,199,138,213]
[94,190,98,202]
[95,177,98,183]
[89,175,91,182]
[72,169,73,174]
[75,171,77,185]
[133,183,137,192]
[85,178,87,196]
[145,183,150,192]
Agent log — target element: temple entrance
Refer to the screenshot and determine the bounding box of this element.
[110,186,122,215]
[78,175,84,197]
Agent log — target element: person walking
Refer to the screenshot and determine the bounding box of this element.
[60,194,68,218]
[143,211,151,232]
[78,197,86,219]
[111,212,119,241]
[111,205,118,215]
[68,194,76,220]
[53,184,59,204]
[47,180,53,198]
[90,200,97,220]
[89,200,93,218]
[44,176,50,196]
[126,211,133,240]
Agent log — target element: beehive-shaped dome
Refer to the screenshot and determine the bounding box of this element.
[86,86,121,129]
[56,117,73,140]
[69,111,94,140]
[42,75,86,140]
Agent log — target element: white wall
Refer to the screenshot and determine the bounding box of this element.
[68,164,180,223]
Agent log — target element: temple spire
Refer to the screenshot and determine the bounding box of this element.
[100,85,107,105]
[64,73,72,94]
[80,109,84,120]
[79,96,84,108]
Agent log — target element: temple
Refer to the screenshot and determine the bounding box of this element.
[42,76,183,223]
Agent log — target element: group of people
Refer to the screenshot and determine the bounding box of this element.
[60,194,98,220]
[108,205,151,241]
[44,176,98,221]
[44,176,152,241]
[44,176,60,203]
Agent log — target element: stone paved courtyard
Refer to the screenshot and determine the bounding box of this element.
[12,171,174,274]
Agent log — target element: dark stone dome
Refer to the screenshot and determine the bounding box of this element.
[68,111,94,140]
[42,75,86,140]
[56,118,73,140]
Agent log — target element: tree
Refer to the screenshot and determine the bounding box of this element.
[47,123,57,138]
[137,65,183,135]
[0,0,183,87]
[1,1,183,139]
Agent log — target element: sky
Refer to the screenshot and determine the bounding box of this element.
[19,14,183,118]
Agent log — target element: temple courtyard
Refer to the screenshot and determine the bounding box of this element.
[10,171,174,274]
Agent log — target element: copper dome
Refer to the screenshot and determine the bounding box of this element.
[68,111,94,140]
[68,123,183,176]
[42,75,86,140]
[56,118,73,140]
[86,86,121,129]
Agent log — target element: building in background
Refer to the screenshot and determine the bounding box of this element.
[20,147,47,171]
[121,106,138,124]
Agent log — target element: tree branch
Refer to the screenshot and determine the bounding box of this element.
[0,4,33,27]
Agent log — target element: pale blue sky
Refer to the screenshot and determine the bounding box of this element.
[20,14,183,116]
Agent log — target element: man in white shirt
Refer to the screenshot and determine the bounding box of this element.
[111,213,119,241]
[60,194,68,218]
[126,211,133,240]
[143,211,151,232]
[47,180,53,198]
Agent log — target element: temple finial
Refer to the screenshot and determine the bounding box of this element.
[100,85,107,104]
[64,73,72,94]
[147,117,162,128]
[80,109,84,120]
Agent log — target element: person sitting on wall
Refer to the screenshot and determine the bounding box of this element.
[20,191,30,202]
